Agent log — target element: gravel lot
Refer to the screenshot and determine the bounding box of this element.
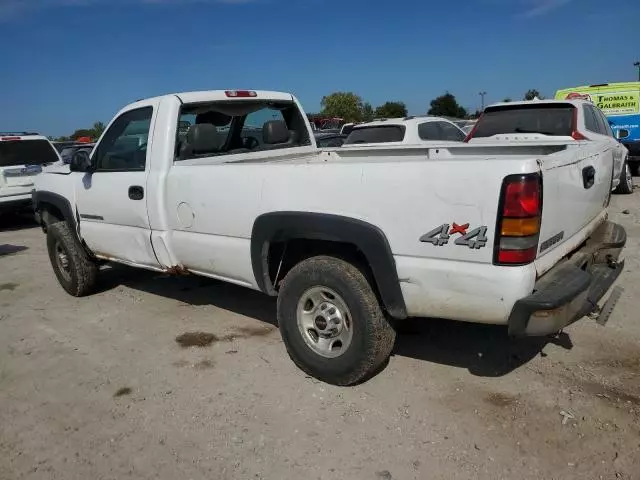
[1,188,639,480]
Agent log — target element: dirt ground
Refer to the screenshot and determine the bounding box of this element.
[1,188,639,480]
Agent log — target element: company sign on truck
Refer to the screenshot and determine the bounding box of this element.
[556,83,640,117]
[592,92,639,116]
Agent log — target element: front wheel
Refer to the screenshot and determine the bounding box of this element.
[46,221,98,296]
[277,256,396,386]
[614,161,634,195]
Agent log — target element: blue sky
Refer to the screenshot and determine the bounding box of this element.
[1,0,639,136]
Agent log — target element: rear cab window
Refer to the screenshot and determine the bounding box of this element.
[472,104,575,138]
[175,100,311,160]
[344,125,406,144]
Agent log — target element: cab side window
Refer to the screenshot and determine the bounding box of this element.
[93,107,153,171]
[438,121,466,141]
[595,109,615,137]
[418,122,440,140]
[583,105,600,133]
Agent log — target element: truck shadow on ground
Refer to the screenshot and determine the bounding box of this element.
[0,212,38,232]
[391,319,572,377]
[99,263,573,378]
[98,264,279,326]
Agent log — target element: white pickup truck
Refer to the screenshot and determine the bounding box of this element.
[33,90,626,385]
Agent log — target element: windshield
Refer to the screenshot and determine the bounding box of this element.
[344,125,406,144]
[0,139,59,167]
[473,104,575,138]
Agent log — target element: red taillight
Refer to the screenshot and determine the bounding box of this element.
[225,90,257,98]
[571,130,587,140]
[1,136,21,141]
[494,174,542,266]
[498,247,538,264]
[503,178,541,217]
[570,107,588,140]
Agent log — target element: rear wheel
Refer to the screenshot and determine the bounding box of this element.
[277,256,396,386]
[614,161,634,195]
[46,221,98,296]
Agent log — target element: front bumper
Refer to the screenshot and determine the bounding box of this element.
[622,140,640,159]
[508,220,626,336]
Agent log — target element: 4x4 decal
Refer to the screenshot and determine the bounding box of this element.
[420,223,488,249]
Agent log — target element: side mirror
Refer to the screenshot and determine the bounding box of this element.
[70,150,93,172]
[617,129,629,140]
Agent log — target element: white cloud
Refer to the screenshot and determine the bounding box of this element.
[520,0,574,18]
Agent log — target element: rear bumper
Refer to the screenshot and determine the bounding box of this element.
[0,193,33,211]
[508,220,626,336]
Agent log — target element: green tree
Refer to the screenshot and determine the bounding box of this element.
[321,92,365,123]
[361,102,374,122]
[91,121,106,139]
[524,89,543,101]
[427,92,467,118]
[502,98,512,102]
[374,101,408,119]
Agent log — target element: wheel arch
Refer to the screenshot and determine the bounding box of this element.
[33,191,76,231]
[250,211,407,319]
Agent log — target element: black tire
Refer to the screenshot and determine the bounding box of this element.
[46,221,98,296]
[630,162,639,177]
[614,161,634,195]
[277,255,396,386]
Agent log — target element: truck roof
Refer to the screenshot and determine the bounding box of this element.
[485,99,592,109]
[354,116,460,128]
[129,90,294,109]
[1,133,50,142]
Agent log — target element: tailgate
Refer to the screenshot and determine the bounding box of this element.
[535,142,613,274]
[0,137,58,195]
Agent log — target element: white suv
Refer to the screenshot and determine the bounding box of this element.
[0,132,60,213]
[343,116,467,146]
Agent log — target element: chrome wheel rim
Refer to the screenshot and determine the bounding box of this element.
[55,242,72,282]
[296,286,353,358]
[626,164,633,190]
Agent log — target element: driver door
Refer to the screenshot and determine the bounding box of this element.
[74,102,160,269]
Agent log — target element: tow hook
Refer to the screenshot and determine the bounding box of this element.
[588,286,624,326]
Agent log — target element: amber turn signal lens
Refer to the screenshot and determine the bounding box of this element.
[501,217,540,237]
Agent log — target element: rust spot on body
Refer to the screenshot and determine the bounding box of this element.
[166,265,190,275]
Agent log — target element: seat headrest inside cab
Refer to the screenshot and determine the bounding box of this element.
[187,124,224,153]
[262,120,289,144]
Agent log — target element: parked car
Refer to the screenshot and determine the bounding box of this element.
[314,132,346,148]
[1,132,60,213]
[52,140,78,153]
[555,82,640,176]
[466,99,632,194]
[343,116,467,146]
[59,143,96,164]
[34,89,626,385]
